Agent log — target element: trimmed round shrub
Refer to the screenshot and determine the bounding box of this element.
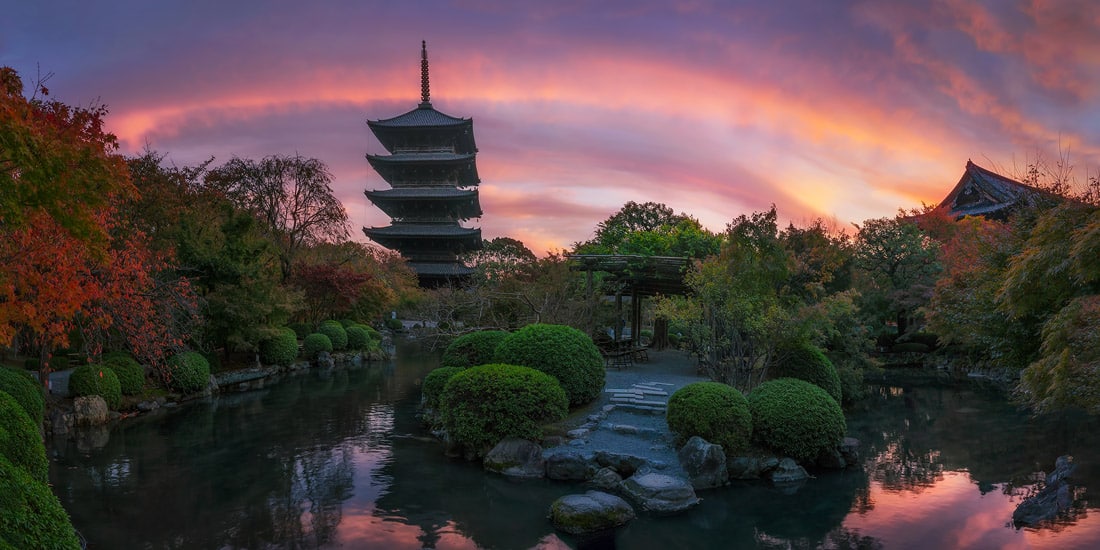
[102,354,144,396]
[260,327,300,367]
[0,367,44,425]
[385,318,403,331]
[302,333,333,360]
[69,364,122,410]
[288,322,311,340]
[493,323,605,406]
[667,382,752,454]
[422,366,464,411]
[339,318,358,328]
[318,320,348,351]
[440,363,568,456]
[0,391,49,483]
[748,378,846,463]
[167,352,211,394]
[442,330,509,369]
[345,325,372,351]
[0,454,81,550]
[771,343,842,404]
[836,364,869,409]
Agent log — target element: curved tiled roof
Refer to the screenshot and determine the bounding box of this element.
[369,105,469,128]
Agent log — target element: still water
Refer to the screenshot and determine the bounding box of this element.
[48,344,1100,549]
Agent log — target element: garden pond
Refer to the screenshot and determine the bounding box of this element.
[48,341,1100,548]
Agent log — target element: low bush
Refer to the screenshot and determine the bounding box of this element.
[0,391,49,483]
[302,333,333,360]
[493,324,605,406]
[339,318,358,328]
[667,382,752,454]
[23,358,39,371]
[771,342,842,403]
[836,364,869,409]
[422,366,463,412]
[345,325,372,351]
[318,320,348,351]
[0,367,44,425]
[440,363,568,456]
[48,355,70,372]
[167,352,211,394]
[288,322,311,340]
[69,365,122,410]
[260,327,300,367]
[385,318,403,331]
[891,342,930,353]
[442,330,509,369]
[748,378,846,463]
[0,454,81,550]
[102,354,144,396]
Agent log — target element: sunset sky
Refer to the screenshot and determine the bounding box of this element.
[5,0,1100,254]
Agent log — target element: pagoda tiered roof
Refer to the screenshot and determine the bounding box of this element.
[365,188,481,221]
[364,223,482,252]
[365,151,480,186]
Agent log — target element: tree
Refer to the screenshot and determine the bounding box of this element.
[575,201,720,258]
[291,241,417,325]
[852,213,941,338]
[464,237,537,281]
[205,155,349,281]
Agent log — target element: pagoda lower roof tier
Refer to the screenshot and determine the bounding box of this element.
[407,261,475,277]
[365,188,481,221]
[364,223,482,253]
[366,152,480,186]
[368,104,476,154]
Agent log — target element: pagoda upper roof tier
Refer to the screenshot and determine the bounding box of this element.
[366,188,482,220]
[366,152,480,186]
[368,105,476,154]
[364,223,482,252]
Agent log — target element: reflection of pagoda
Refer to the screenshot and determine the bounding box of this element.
[364,41,482,286]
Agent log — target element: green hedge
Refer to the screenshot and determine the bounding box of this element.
[102,354,144,396]
[260,327,299,367]
[302,333,333,360]
[167,352,211,394]
[345,325,372,351]
[318,320,348,351]
[0,391,49,484]
[667,382,753,455]
[288,322,311,340]
[69,365,122,410]
[770,342,842,403]
[0,454,80,550]
[422,367,464,412]
[0,368,44,426]
[493,324,605,406]
[442,330,509,369]
[440,364,568,456]
[748,378,846,463]
[385,318,403,331]
[836,364,869,409]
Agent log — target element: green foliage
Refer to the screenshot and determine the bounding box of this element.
[339,318,357,328]
[1018,295,1100,414]
[288,322,311,339]
[102,354,145,395]
[442,330,510,368]
[0,455,81,550]
[574,201,721,258]
[302,333,333,359]
[260,327,299,367]
[167,352,211,394]
[439,364,568,456]
[422,367,464,412]
[853,214,941,337]
[748,378,846,463]
[69,364,122,410]
[345,325,372,351]
[48,355,70,372]
[317,320,348,350]
[493,323,605,406]
[22,358,38,371]
[0,368,44,425]
[666,382,752,454]
[836,364,869,409]
[891,342,929,353]
[385,318,403,331]
[0,391,48,483]
[771,342,842,403]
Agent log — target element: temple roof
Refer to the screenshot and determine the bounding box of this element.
[369,105,471,128]
[366,188,482,220]
[407,262,476,276]
[365,223,481,237]
[366,152,480,186]
[936,160,1049,219]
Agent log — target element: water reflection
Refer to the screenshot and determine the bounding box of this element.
[48,354,1100,549]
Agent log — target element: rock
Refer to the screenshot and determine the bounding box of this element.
[817,448,847,470]
[589,467,623,490]
[73,396,109,426]
[47,407,73,435]
[620,473,700,514]
[316,351,336,369]
[75,425,110,452]
[484,438,545,478]
[1013,455,1078,526]
[727,456,764,480]
[678,436,728,489]
[595,451,647,477]
[611,424,640,435]
[567,428,590,439]
[839,437,861,466]
[136,400,160,412]
[545,449,598,481]
[549,491,636,535]
[769,458,810,485]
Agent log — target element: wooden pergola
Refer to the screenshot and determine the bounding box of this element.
[567,254,694,347]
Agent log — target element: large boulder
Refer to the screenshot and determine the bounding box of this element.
[595,451,648,477]
[620,473,700,514]
[545,449,598,481]
[72,395,108,426]
[768,458,810,486]
[1013,455,1078,526]
[483,438,545,478]
[590,467,624,491]
[678,436,728,489]
[839,437,861,466]
[549,491,636,535]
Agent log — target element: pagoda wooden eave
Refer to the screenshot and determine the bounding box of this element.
[366,153,480,186]
[367,107,477,154]
[365,188,482,220]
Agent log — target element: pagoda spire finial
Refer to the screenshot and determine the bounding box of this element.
[420,40,431,106]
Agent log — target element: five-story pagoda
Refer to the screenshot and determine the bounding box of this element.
[364,41,482,286]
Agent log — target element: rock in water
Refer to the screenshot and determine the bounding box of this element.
[769,458,809,485]
[72,396,108,426]
[620,473,700,514]
[1013,455,1078,527]
[483,438,545,478]
[545,449,597,481]
[549,491,635,535]
[678,436,728,489]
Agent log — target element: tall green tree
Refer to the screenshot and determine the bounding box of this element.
[852,214,941,338]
